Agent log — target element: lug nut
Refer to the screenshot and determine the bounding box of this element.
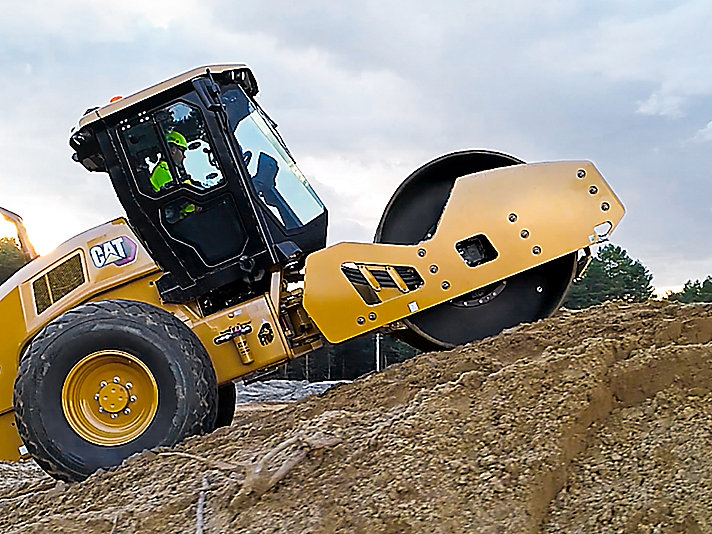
[94,393,100,401]
[589,185,598,195]
[125,382,133,390]
[417,248,426,258]
[98,407,105,413]
[368,312,377,321]
[508,213,518,223]
[113,377,120,383]
[532,246,542,255]
[577,169,586,179]
[536,286,543,293]
[100,381,107,388]
[357,317,365,325]
[429,265,438,274]
[601,202,610,211]
[124,408,131,415]
[111,413,118,419]
[130,395,137,403]
[520,229,529,239]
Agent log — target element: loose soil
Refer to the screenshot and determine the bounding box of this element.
[1,300,711,533]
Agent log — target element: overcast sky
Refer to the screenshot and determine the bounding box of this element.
[1,1,710,292]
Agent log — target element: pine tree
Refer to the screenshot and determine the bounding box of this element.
[563,244,654,309]
[667,276,712,303]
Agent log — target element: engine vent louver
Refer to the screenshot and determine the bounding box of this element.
[32,253,85,314]
[341,264,423,305]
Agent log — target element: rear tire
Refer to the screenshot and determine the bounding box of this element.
[14,300,218,482]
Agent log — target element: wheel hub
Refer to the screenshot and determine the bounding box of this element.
[62,350,158,446]
[97,381,129,414]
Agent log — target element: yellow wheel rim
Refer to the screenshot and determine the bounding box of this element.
[62,350,159,446]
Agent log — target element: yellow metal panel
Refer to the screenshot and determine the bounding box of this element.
[97,278,291,384]
[189,295,292,384]
[303,161,624,343]
[20,219,159,336]
[0,288,28,414]
[0,411,27,462]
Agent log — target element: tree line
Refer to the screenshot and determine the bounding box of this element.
[562,244,712,307]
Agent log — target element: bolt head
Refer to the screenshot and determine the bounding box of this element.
[441,281,450,290]
[368,312,377,321]
[601,202,610,211]
[125,382,133,390]
[520,229,529,239]
[357,317,366,325]
[508,213,517,223]
[577,169,586,179]
[532,246,542,255]
[536,286,543,293]
[429,265,438,274]
[417,248,426,257]
[589,185,598,195]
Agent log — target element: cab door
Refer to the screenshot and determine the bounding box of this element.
[108,93,273,302]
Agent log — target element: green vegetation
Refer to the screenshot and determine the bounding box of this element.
[0,238,27,285]
[563,244,654,310]
[666,277,712,303]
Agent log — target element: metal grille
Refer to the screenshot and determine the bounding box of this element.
[341,266,368,286]
[32,278,52,315]
[341,265,423,292]
[392,266,423,290]
[33,254,85,314]
[47,254,84,302]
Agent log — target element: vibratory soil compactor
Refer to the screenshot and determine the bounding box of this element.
[0,65,624,481]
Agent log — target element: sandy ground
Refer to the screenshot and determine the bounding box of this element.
[0,300,710,533]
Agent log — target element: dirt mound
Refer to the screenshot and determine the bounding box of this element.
[1,300,711,533]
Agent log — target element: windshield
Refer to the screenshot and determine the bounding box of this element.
[222,87,324,230]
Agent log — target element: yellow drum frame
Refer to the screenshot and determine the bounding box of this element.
[61,350,159,446]
[304,161,625,343]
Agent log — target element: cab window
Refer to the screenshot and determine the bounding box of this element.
[119,102,225,196]
[221,87,324,231]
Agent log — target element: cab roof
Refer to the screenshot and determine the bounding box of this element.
[77,64,258,130]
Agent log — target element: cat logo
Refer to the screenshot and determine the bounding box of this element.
[89,236,138,269]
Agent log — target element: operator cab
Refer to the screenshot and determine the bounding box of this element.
[70,65,327,310]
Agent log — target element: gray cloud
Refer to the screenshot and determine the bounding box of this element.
[0,1,710,289]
